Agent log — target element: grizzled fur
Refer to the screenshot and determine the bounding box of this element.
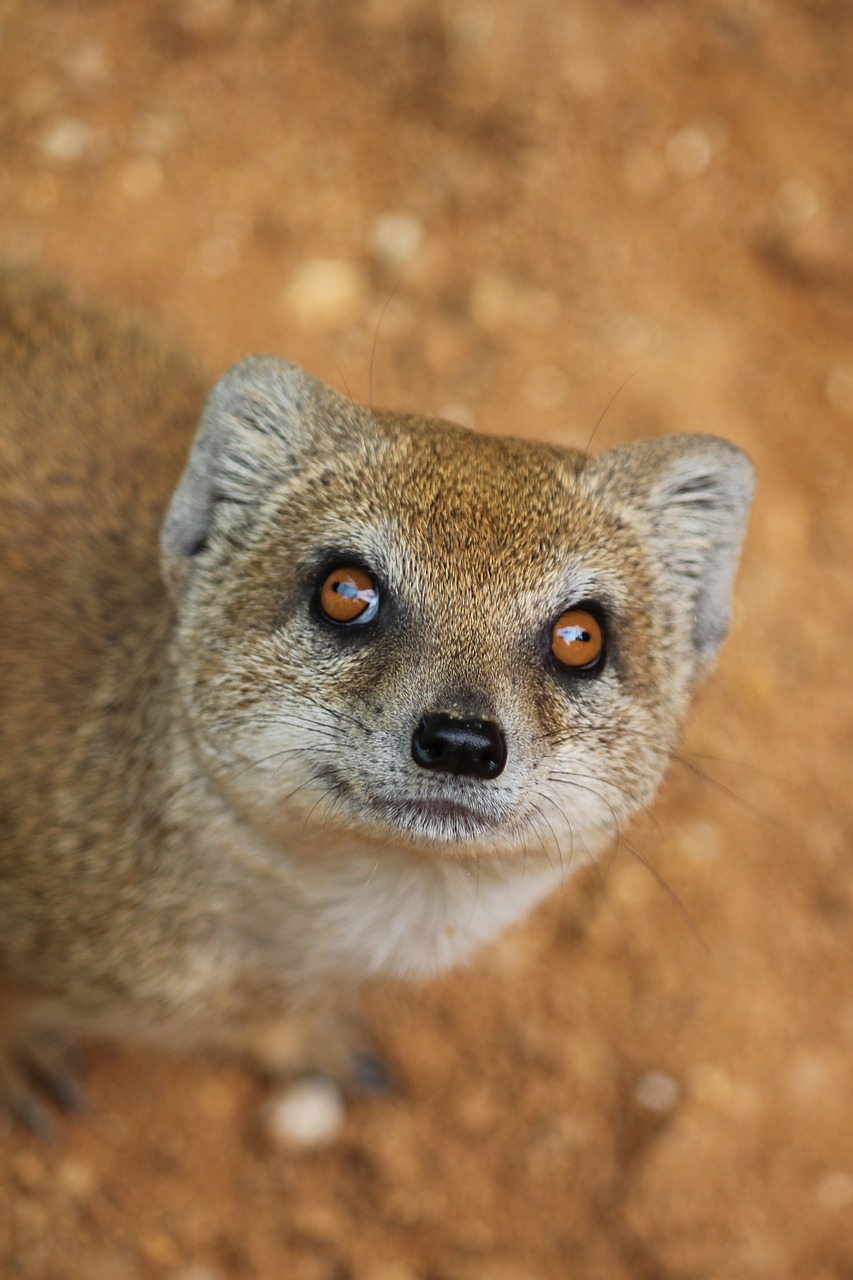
[0,271,753,1115]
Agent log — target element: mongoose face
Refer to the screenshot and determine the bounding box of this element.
[162,358,754,865]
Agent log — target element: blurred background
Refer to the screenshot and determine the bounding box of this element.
[1,1,851,1277]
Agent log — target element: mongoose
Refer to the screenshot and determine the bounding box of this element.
[0,270,754,1129]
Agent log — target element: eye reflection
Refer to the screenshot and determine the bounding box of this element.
[319,567,380,625]
[551,609,603,670]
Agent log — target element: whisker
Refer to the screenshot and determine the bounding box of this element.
[368,270,407,420]
[525,802,568,890]
[617,831,710,953]
[582,366,644,455]
[530,802,568,888]
[583,831,632,946]
[670,754,788,833]
[541,770,708,950]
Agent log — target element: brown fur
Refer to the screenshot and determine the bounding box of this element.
[0,271,754,1117]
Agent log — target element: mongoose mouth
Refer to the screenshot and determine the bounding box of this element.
[371,793,505,847]
[311,763,508,848]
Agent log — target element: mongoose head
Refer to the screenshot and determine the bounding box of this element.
[161,359,753,864]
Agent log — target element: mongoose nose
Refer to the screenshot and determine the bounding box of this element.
[411,713,507,780]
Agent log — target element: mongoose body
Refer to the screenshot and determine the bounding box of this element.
[0,271,754,1120]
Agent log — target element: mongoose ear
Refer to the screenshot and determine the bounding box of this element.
[592,435,755,661]
[161,356,338,588]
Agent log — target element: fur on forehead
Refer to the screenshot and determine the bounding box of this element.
[161,354,587,570]
[161,355,754,662]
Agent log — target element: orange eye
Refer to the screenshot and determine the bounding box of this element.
[551,609,604,670]
[319,567,380,625]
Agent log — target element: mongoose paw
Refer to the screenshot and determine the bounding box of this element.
[0,1028,89,1138]
[254,1032,396,1149]
[247,1008,396,1098]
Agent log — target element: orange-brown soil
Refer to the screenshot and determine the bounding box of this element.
[1,3,852,1277]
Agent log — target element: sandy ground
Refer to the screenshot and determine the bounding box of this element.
[1,1,852,1277]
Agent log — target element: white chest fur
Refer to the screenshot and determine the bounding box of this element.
[294,845,561,984]
[177,773,579,993]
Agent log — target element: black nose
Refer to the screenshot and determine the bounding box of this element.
[411,713,507,780]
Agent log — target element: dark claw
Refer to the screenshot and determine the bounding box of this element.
[36,1066,90,1116]
[24,1031,89,1116]
[349,1048,396,1095]
[13,1093,57,1143]
[1,1028,88,1135]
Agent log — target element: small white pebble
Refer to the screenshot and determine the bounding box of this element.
[773,178,819,227]
[438,403,475,430]
[262,1077,345,1148]
[634,1070,681,1113]
[521,366,568,409]
[826,365,853,416]
[119,157,164,201]
[816,1171,853,1211]
[370,212,423,267]
[282,258,366,330]
[665,126,713,177]
[38,117,94,163]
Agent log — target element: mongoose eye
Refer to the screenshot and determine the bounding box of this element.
[551,609,604,670]
[318,567,380,625]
